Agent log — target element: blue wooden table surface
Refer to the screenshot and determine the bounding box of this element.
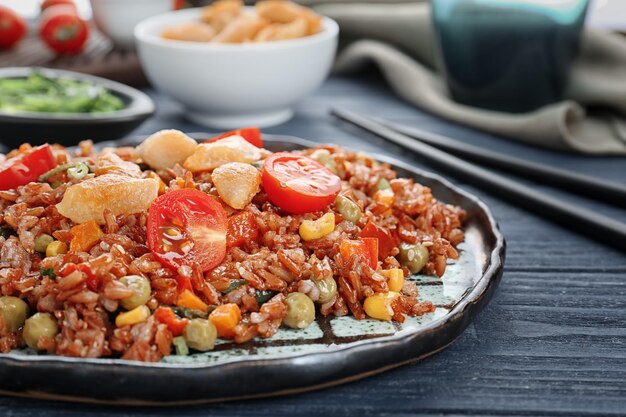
[2,71,626,417]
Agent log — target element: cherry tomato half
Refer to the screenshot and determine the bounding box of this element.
[208,127,263,148]
[0,6,27,49]
[261,153,341,214]
[0,144,57,191]
[147,189,227,272]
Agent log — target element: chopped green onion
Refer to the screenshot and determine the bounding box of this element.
[173,336,189,356]
[255,290,278,306]
[222,279,246,294]
[40,268,56,280]
[39,162,93,182]
[377,178,391,190]
[67,163,89,180]
[172,306,209,320]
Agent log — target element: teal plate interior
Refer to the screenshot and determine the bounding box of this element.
[0,135,505,405]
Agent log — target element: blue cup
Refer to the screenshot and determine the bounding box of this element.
[431,0,589,113]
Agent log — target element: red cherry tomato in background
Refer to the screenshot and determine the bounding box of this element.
[0,6,27,49]
[261,153,341,214]
[147,189,228,272]
[41,0,77,13]
[0,144,57,191]
[208,127,263,148]
[173,0,186,10]
[39,5,88,54]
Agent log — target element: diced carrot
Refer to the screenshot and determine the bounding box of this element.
[69,220,104,253]
[209,303,242,339]
[176,289,209,313]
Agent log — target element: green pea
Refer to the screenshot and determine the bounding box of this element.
[334,195,361,224]
[119,275,151,310]
[0,296,29,332]
[397,243,429,273]
[183,319,217,351]
[315,277,337,304]
[283,292,315,329]
[377,178,391,190]
[23,312,58,349]
[34,234,55,253]
[173,336,189,356]
[310,149,338,174]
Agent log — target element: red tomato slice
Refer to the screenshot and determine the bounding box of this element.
[0,144,57,191]
[339,238,378,269]
[261,153,341,214]
[147,189,227,272]
[208,127,263,148]
[226,211,259,250]
[359,221,396,259]
[0,6,27,49]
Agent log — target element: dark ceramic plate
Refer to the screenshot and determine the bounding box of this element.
[0,67,155,147]
[0,135,505,405]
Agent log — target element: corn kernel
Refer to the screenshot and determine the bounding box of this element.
[45,241,68,257]
[115,305,150,327]
[381,269,404,292]
[299,213,335,241]
[363,292,399,321]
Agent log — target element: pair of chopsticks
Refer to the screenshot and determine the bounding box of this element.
[330,108,626,253]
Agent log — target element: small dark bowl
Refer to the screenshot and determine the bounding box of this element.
[0,67,155,148]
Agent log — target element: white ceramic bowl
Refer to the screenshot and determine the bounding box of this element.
[90,0,173,50]
[134,8,339,128]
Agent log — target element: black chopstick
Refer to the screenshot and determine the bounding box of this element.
[330,108,626,253]
[372,117,626,208]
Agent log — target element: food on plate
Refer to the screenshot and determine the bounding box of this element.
[0,128,465,362]
[39,4,89,54]
[0,6,27,49]
[162,0,322,44]
[0,70,125,114]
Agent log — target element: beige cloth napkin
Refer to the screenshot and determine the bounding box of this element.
[311,1,626,155]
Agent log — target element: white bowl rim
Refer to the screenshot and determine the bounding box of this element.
[134,6,339,51]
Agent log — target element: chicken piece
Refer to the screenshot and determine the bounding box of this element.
[254,17,307,42]
[211,162,261,209]
[212,13,268,43]
[201,0,243,33]
[183,136,262,172]
[95,152,142,178]
[135,129,198,172]
[56,175,159,224]
[162,22,216,42]
[256,1,321,35]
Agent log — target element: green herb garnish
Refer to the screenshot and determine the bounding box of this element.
[222,279,246,294]
[0,70,125,114]
[40,268,56,280]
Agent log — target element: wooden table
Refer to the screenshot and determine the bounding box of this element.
[2,72,625,417]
